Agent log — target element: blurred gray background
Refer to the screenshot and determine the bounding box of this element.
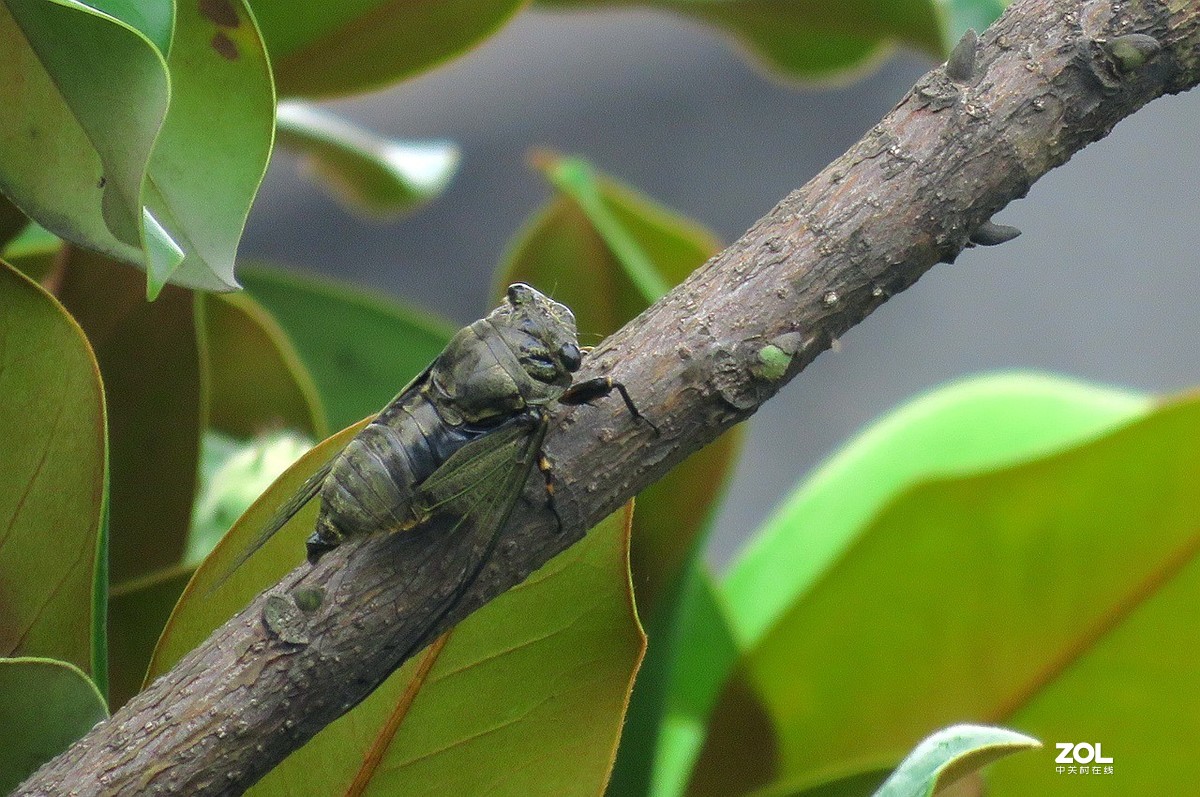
[242,9,1200,567]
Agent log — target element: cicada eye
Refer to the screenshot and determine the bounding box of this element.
[507,284,531,305]
[559,343,582,372]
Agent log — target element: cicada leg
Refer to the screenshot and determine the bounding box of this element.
[536,451,565,534]
[306,534,337,565]
[306,516,345,565]
[560,376,659,434]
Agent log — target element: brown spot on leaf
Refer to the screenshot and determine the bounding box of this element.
[211,32,239,60]
[199,0,240,28]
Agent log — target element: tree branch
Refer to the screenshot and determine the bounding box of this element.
[18,0,1200,793]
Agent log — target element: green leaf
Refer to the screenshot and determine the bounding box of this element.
[57,249,203,583]
[536,1,1012,82]
[725,372,1151,651]
[535,154,672,303]
[0,192,28,250]
[2,222,61,260]
[250,0,527,98]
[275,101,460,216]
[536,0,945,82]
[0,658,108,794]
[711,387,1200,791]
[873,725,1039,797]
[240,265,457,430]
[2,223,61,284]
[150,427,644,796]
[0,0,176,283]
[139,0,274,295]
[200,291,327,440]
[106,564,193,711]
[91,494,110,701]
[636,565,743,797]
[508,152,721,315]
[0,260,106,676]
[698,373,1149,795]
[0,0,273,295]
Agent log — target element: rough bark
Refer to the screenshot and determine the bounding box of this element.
[18,0,1200,794]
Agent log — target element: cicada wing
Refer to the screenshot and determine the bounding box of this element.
[400,414,550,651]
[209,459,333,591]
[415,415,545,514]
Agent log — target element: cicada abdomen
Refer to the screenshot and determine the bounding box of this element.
[311,391,484,557]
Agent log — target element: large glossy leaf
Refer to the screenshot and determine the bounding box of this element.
[701,374,1150,796]
[873,725,1039,797]
[139,0,274,295]
[708,390,1200,793]
[0,260,106,676]
[497,155,740,797]
[0,658,108,794]
[275,102,460,216]
[725,372,1151,650]
[240,265,456,430]
[634,565,743,797]
[201,291,327,439]
[671,1,937,83]
[535,0,1010,82]
[0,0,176,284]
[106,564,193,710]
[151,424,644,795]
[249,0,528,98]
[0,0,273,295]
[57,249,203,583]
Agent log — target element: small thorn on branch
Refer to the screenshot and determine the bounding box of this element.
[946,29,979,83]
[969,220,1022,246]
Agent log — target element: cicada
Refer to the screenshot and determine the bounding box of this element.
[231,283,651,578]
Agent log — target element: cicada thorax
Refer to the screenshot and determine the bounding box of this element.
[308,284,585,560]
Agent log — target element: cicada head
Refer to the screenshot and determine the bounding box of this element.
[491,283,583,392]
[431,284,585,426]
